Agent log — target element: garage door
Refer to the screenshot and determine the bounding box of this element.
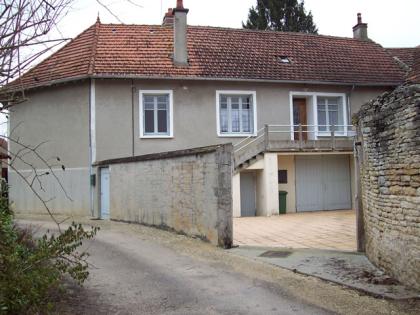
[296,155,351,212]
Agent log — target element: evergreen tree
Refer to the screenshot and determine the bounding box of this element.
[243,0,318,34]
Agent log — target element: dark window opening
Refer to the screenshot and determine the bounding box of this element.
[278,170,288,184]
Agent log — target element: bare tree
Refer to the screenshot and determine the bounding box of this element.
[0,0,75,105]
[0,0,144,226]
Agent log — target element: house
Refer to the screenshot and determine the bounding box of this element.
[5,1,413,219]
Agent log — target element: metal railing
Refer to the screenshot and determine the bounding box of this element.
[233,124,355,167]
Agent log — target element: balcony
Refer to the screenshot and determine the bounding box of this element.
[233,124,356,168]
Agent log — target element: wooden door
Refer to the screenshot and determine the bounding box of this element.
[293,99,307,140]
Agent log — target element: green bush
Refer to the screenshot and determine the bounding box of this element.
[0,185,99,314]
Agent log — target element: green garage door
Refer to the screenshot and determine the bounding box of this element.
[296,155,351,212]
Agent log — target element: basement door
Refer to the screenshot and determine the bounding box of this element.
[296,155,351,212]
[100,167,110,219]
[240,172,257,217]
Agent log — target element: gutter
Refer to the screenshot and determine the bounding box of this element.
[3,74,402,94]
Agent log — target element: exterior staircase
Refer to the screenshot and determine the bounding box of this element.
[233,124,356,171]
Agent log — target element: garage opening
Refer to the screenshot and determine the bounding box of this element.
[233,153,356,251]
[296,155,352,212]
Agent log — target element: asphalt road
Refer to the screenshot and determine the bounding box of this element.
[17,218,419,315]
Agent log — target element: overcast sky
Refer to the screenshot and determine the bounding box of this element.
[58,0,420,47]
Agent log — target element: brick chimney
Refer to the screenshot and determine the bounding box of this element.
[353,13,368,40]
[162,8,174,26]
[173,0,189,66]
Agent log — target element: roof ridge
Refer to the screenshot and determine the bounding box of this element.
[98,23,384,45]
[386,47,418,50]
[88,19,101,75]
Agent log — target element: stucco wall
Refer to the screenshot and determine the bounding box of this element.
[277,155,296,213]
[95,79,388,161]
[96,144,233,248]
[355,84,420,290]
[9,83,90,215]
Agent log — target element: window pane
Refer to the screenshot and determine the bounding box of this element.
[317,97,326,106]
[241,96,251,109]
[157,95,167,103]
[242,109,251,132]
[220,108,228,132]
[328,104,338,112]
[231,107,240,132]
[144,95,154,104]
[326,97,338,106]
[329,110,339,128]
[318,107,327,131]
[157,110,168,133]
[157,95,168,110]
[144,110,154,133]
[231,97,240,110]
[144,95,154,110]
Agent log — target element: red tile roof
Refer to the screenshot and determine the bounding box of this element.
[8,21,407,91]
[386,48,417,68]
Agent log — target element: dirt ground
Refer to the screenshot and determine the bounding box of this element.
[17,217,420,315]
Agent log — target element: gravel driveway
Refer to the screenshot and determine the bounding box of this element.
[17,218,419,315]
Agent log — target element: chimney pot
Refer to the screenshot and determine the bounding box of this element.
[357,13,362,24]
[176,0,184,9]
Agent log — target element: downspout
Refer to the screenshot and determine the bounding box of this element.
[89,78,96,217]
[131,79,135,156]
[88,18,100,218]
[347,84,355,127]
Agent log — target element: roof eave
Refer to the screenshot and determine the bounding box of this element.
[4,74,403,94]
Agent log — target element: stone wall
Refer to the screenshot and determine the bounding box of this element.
[355,84,420,290]
[94,144,233,248]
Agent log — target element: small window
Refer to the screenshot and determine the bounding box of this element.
[278,170,288,184]
[140,90,173,138]
[217,91,256,136]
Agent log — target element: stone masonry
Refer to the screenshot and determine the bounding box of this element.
[94,144,233,248]
[355,84,420,290]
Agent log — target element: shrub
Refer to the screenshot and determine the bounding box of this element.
[0,185,99,314]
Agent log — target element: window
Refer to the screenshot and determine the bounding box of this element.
[317,96,345,134]
[140,90,173,138]
[278,170,288,184]
[217,91,257,136]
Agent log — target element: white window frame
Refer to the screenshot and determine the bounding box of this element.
[139,90,174,138]
[216,90,257,137]
[289,91,348,140]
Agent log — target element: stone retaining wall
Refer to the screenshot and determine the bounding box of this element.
[355,84,420,290]
[94,144,233,248]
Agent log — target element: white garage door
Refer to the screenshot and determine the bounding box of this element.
[296,155,351,212]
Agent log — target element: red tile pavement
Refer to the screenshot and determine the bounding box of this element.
[233,210,356,251]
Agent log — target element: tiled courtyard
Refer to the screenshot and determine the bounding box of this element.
[233,210,356,251]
